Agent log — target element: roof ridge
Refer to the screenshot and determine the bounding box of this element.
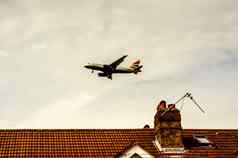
[185,129,238,131]
[0,128,154,131]
[1,128,238,131]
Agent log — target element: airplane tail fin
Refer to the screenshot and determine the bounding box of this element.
[130,60,143,74]
[130,60,140,69]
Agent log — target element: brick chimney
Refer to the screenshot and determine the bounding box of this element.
[154,100,184,153]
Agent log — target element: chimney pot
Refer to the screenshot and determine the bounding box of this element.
[157,100,167,111]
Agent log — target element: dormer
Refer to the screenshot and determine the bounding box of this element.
[194,135,212,146]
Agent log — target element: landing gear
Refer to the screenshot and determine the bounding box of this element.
[107,74,112,80]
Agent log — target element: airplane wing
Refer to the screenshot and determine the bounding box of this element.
[109,55,128,69]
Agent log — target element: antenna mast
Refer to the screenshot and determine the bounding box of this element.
[176,92,205,113]
[161,92,205,116]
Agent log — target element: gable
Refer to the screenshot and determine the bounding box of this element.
[118,145,154,158]
[130,153,142,158]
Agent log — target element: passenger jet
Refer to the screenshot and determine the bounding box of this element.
[84,55,143,80]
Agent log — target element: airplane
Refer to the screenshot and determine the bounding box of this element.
[84,55,143,80]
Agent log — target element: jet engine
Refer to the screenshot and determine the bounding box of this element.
[98,73,107,77]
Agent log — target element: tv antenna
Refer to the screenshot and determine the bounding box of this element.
[175,92,205,113]
[161,92,205,116]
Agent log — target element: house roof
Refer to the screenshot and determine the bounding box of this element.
[0,128,238,157]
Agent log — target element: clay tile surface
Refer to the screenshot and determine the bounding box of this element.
[0,129,237,157]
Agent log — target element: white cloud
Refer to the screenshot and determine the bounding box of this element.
[0,50,8,56]
[16,94,93,128]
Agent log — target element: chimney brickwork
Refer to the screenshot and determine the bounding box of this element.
[154,101,184,150]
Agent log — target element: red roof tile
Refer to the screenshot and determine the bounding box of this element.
[0,129,237,157]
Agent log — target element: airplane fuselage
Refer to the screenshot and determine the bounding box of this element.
[84,64,138,73]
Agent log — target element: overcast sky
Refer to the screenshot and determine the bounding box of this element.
[0,0,238,129]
